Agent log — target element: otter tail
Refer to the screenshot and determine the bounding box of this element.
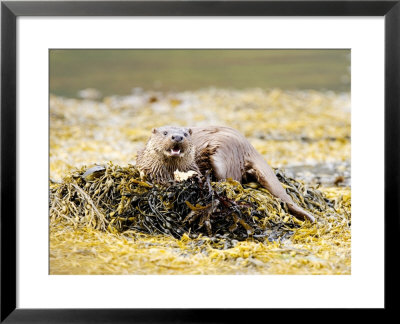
[249,154,316,223]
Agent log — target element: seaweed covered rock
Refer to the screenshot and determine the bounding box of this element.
[50,163,338,242]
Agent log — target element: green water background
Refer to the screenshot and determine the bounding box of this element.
[50,49,350,98]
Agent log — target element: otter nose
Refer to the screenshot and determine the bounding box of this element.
[171,135,183,142]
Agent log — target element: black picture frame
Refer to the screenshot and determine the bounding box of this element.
[1,0,398,322]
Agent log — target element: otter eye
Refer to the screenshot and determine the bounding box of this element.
[163,131,168,136]
[184,132,188,137]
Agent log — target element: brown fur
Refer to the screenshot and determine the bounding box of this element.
[136,126,315,222]
[136,126,200,182]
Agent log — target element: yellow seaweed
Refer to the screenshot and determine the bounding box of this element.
[50,88,351,275]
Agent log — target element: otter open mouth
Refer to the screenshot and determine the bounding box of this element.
[167,144,184,157]
[170,148,181,156]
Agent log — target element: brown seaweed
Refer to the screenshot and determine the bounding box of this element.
[50,163,339,244]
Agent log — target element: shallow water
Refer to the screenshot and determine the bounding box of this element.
[284,161,351,187]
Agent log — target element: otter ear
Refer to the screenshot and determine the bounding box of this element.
[152,128,158,134]
[187,128,192,135]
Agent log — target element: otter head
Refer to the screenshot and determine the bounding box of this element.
[150,126,193,159]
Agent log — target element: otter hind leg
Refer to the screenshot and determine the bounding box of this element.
[247,162,315,223]
[210,148,243,182]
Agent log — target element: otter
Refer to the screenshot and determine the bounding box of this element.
[136,126,315,222]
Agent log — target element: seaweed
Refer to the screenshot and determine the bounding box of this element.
[50,163,339,244]
[49,88,351,275]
